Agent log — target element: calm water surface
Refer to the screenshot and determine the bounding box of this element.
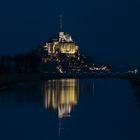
[0,78,140,140]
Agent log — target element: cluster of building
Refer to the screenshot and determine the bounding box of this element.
[39,31,79,62]
[0,30,109,74]
[39,30,109,73]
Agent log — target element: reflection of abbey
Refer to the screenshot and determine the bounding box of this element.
[44,79,79,119]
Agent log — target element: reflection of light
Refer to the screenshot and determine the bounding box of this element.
[43,79,79,118]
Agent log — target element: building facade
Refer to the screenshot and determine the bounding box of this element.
[40,31,79,60]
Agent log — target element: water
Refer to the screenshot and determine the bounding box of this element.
[0,78,140,140]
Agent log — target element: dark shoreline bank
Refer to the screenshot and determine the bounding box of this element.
[0,72,140,89]
[0,74,45,89]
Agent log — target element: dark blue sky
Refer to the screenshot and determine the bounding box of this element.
[0,0,140,65]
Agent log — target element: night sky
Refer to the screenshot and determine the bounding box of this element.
[0,0,140,65]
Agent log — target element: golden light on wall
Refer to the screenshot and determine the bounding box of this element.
[59,43,79,54]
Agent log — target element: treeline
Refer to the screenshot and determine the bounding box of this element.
[0,51,41,74]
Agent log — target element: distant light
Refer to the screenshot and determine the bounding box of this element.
[134,69,138,74]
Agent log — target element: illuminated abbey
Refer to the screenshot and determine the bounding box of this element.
[39,16,109,73]
[42,31,79,56]
[41,16,79,60]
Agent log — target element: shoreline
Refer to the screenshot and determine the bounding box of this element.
[0,72,140,89]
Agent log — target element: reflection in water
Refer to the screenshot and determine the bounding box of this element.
[43,79,80,135]
[1,79,140,139]
[0,79,95,136]
[133,85,140,109]
[42,79,95,135]
[43,79,79,119]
